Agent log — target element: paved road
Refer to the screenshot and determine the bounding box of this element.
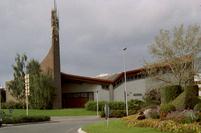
[0,116,102,133]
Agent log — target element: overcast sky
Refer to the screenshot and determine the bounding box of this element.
[0,0,201,85]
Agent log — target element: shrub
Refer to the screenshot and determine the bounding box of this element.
[143,88,161,105]
[2,115,50,124]
[85,101,107,111]
[2,101,24,109]
[166,110,200,124]
[160,104,176,113]
[128,99,145,111]
[172,92,186,110]
[184,85,199,109]
[172,85,199,110]
[85,100,144,114]
[160,85,182,104]
[194,103,201,112]
[109,101,125,110]
[101,110,126,118]
[149,111,160,119]
[160,104,176,119]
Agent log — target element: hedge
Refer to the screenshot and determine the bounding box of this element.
[160,85,182,104]
[85,100,144,118]
[2,115,50,124]
[2,101,24,109]
[184,85,199,109]
[85,100,144,112]
[100,110,138,118]
[85,101,107,111]
[172,85,199,110]
[194,103,201,112]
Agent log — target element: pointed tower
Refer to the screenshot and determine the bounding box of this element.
[41,0,62,108]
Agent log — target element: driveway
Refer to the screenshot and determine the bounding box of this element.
[0,116,102,133]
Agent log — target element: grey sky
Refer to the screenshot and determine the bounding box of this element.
[0,0,200,85]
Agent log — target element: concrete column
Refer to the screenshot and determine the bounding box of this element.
[109,84,114,101]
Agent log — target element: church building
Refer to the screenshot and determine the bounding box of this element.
[39,3,162,109]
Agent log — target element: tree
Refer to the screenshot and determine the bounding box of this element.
[26,59,41,76]
[7,56,55,109]
[26,59,55,109]
[6,54,27,102]
[146,25,201,87]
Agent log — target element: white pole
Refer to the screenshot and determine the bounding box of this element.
[25,74,29,116]
[96,90,99,117]
[123,48,128,116]
[26,94,28,116]
[0,86,2,111]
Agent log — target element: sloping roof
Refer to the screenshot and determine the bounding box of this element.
[95,73,121,81]
[61,67,146,85]
[61,72,112,84]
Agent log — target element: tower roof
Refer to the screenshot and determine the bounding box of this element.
[53,0,57,12]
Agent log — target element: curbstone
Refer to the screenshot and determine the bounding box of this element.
[78,128,87,133]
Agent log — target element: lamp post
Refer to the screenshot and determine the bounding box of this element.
[0,85,3,111]
[96,89,99,117]
[123,48,128,116]
[0,85,3,127]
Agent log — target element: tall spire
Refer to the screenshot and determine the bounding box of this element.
[54,0,57,11]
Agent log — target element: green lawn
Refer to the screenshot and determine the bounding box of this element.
[2,108,96,117]
[83,120,170,133]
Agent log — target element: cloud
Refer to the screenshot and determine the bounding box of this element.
[0,0,200,83]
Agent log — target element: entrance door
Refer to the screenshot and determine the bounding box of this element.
[62,92,94,108]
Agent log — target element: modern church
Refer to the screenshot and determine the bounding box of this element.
[39,3,165,109]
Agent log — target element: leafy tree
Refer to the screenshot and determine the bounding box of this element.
[6,54,27,102]
[26,59,41,76]
[146,25,201,87]
[26,59,55,109]
[7,56,55,109]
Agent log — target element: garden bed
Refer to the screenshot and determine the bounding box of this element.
[123,115,201,133]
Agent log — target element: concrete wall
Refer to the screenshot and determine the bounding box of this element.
[145,73,177,90]
[62,83,109,101]
[114,79,146,101]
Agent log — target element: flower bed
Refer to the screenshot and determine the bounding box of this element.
[123,115,201,133]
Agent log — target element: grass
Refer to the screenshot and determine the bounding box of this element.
[2,108,96,117]
[83,120,170,133]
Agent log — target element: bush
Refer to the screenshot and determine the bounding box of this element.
[128,99,145,111]
[160,104,176,113]
[194,103,201,112]
[2,115,50,124]
[143,88,161,105]
[160,104,176,119]
[109,101,125,110]
[85,100,144,113]
[184,85,199,109]
[172,85,199,110]
[101,110,126,118]
[149,111,160,119]
[165,110,200,124]
[85,101,107,111]
[2,101,24,109]
[172,92,186,110]
[160,85,182,104]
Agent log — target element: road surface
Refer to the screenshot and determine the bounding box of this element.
[0,116,102,133]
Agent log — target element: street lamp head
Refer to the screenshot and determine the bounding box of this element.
[123,48,127,51]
